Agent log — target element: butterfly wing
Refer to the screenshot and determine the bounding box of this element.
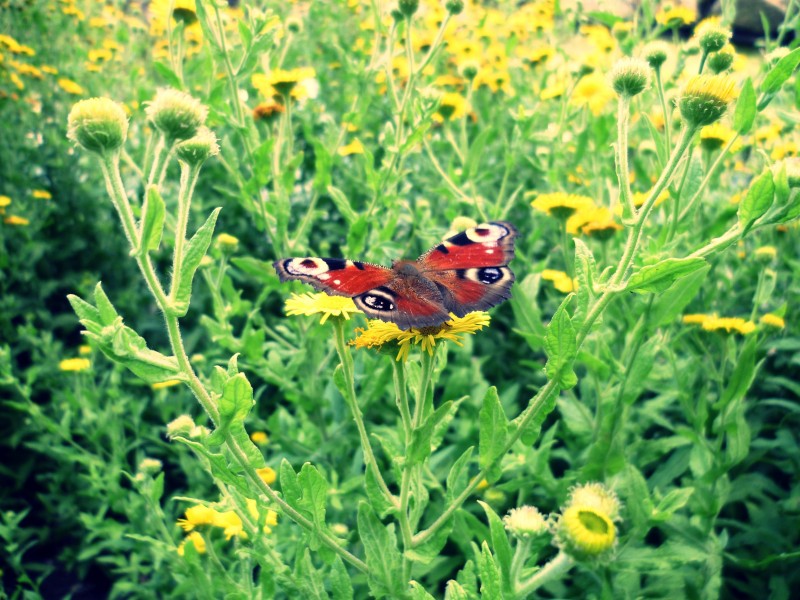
[273,257,394,296]
[416,221,517,316]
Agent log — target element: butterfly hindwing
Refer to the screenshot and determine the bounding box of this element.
[418,221,517,270]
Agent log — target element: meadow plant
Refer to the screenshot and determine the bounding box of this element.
[3,0,800,597]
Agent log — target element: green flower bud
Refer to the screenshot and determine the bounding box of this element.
[697,22,730,54]
[446,0,464,15]
[167,414,195,438]
[397,0,419,18]
[707,44,735,73]
[146,88,208,142]
[215,232,239,254]
[642,41,670,69]
[459,59,480,80]
[174,127,219,166]
[678,74,737,127]
[67,97,128,154]
[609,57,650,97]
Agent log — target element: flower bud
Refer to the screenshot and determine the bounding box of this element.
[446,0,464,15]
[174,126,219,166]
[215,232,239,254]
[707,44,735,73]
[458,59,480,80]
[67,97,128,154]
[146,88,208,142]
[167,414,195,438]
[503,506,548,539]
[678,74,736,127]
[552,482,621,562]
[397,0,419,18]
[779,156,800,187]
[609,57,650,97]
[642,41,669,70]
[696,21,730,54]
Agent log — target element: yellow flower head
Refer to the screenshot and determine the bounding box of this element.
[541,269,576,293]
[530,192,596,220]
[4,215,29,226]
[701,315,756,335]
[257,466,277,486]
[571,73,616,116]
[679,74,737,127]
[700,123,742,153]
[177,531,206,556]
[59,357,91,372]
[250,431,270,446]
[350,312,491,362]
[760,313,785,329]
[682,313,710,326]
[177,505,217,532]
[553,482,621,562]
[32,189,52,200]
[284,292,361,325]
[338,139,365,156]
[434,92,471,122]
[656,6,697,27]
[253,67,316,98]
[58,78,85,96]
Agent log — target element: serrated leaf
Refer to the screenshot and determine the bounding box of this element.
[171,208,221,316]
[649,264,710,328]
[93,282,118,324]
[67,294,101,325]
[544,297,577,389]
[444,581,470,600]
[327,185,358,224]
[476,542,503,600]
[738,169,774,235]
[140,185,166,253]
[409,582,436,600]
[280,459,302,509]
[357,502,405,599]
[734,78,756,134]
[330,556,354,600]
[296,548,329,600]
[298,463,329,529]
[478,502,513,594]
[572,238,595,327]
[365,468,396,518]
[625,257,707,294]
[446,447,474,503]
[479,388,507,480]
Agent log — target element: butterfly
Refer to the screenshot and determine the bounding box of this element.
[274,221,517,330]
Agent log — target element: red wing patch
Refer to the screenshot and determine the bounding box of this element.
[273,258,393,296]
[419,221,517,271]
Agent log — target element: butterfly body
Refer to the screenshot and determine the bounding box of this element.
[274,221,517,330]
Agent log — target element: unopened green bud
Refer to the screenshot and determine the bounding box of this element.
[697,22,730,54]
[397,0,419,18]
[459,59,480,80]
[446,0,464,15]
[609,57,650,97]
[174,127,219,166]
[67,97,128,154]
[707,44,735,73]
[643,41,669,69]
[146,88,208,142]
[215,233,239,254]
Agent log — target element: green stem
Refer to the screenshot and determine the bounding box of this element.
[679,133,740,221]
[560,220,573,278]
[655,68,672,158]
[515,551,574,597]
[168,162,201,305]
[147,135,171,188]
[392,360,412,440]
[100,152,140,249]
[331,320,399,509]
[667,144,695,242]
[698,50,709,74]
[616,95,636,221]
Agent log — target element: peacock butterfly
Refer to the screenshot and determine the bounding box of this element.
[273,221,517,330]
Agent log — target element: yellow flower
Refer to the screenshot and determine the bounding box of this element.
[32,189,52,200]
[541,269,576,293]
[682,313,710,326]
[700,123,742,153]
[760,313,785,329]
[679,74,737,127]
[59,357,91,371]
[151,379,182,390]
[252,99,285,123]
[754,245,777,261]
[78,345,92,355]
[4,215,30,226]
[580,207,623,240]
[701,316,756,335]
[250,431,269,446]
[284,292,361,325]
[58,78,85,96]
[554,482,621,561]
[177,505,217,532]
[351,312,491,362]
[253,67,316,98]
[571,73,615,116]
[530,192,595,220]
[177,531,206,556]
[257,466,277,486]
[656,6,697,26]
[338,139,365,156]
[434,92,471,122]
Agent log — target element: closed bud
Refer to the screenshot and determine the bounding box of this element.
[174,127,219,166]
[609,57,650,97]
[446,0,464,15]
[215,232,239,254]
[707,44,735,73]
[167,414,195,438]
[642,41,669,70]
[679,74,737,127]
[146,88,208,142]
[397,0,419,18]
[67,97,128,154]
[777,157,800,187]
[697,21,730,54]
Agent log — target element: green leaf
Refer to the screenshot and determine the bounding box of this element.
[357,502,405,599]
[446,446,474,503]
[150,472,165,504]
[297,463,329,530]
[140,186,166,253]
[444,581,470,600]
[218,372,254,424]
[476,542,504,600]
[67,293,101,326]
[280,459,302,509]
[296,549,329,600]
[774,161,790,205]
[172,208,221,316]
[544,297,577,389]
[760,46,800,95]
[625,257,708,294]
[152,61,182,88]
[738,168,774,235]
[572,238,595,327]
[478,502,513,595]
[405,515,452,564]
[327,185,358,225]
[409,582,437,600]
[649,264,711,328]
[407,401,453,467]
[716,336,758,410]
[365,468,396,518]
[330,556,354,600]
[734,78,756,134]
[652,488,695,521]
[93,282,119,324]
[478,387,507,481]
[346,216,369,256]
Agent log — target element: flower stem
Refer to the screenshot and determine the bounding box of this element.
[616,95,636,221]
[515,551,574,597]
[655,68,672,157]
